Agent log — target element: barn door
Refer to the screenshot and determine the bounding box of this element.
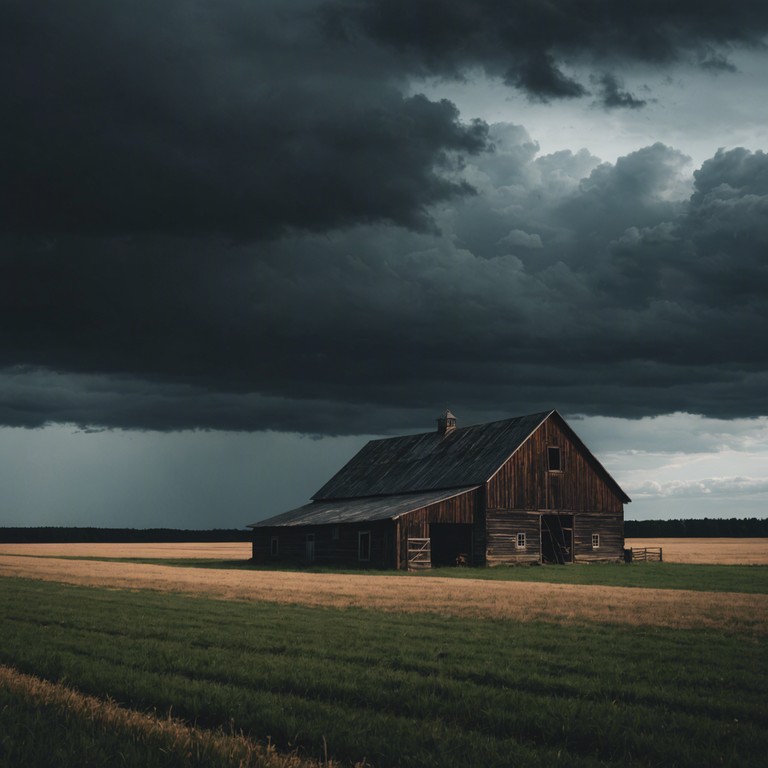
[541,515,573,564]
[305,533,315,563]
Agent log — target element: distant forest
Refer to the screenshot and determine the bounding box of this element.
[625,518,768,538]
[1,519,767,542]
[0,527,251,543]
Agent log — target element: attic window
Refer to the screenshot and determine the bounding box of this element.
[547,446,562,472]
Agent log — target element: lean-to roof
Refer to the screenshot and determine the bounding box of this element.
[249,486,479,527]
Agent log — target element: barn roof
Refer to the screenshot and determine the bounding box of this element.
[249,486,479,527]
[312,410,552,500]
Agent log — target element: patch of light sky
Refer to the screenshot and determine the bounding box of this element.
[412,48,768,169]
[1,413,767,527]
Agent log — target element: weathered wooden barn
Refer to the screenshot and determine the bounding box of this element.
[249,410,631,569]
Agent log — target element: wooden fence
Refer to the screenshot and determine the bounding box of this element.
[629,547,663,562]
[407,538,431,570]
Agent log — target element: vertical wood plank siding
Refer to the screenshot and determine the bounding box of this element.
[486,418,624,514]
[485,417,625,564]
[397,488,482,569]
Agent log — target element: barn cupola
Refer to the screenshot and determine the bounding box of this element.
[437,409,457,436]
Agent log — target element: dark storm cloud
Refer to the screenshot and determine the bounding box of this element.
[594,74,647,109]
[3,2,768,434]
[3,136,768,432]
[4,1,765,239]
[1,0,487,239]
[326,0,768,98]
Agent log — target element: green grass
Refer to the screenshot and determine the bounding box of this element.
[1,577,766,767]
[26,554,768,593]
[0,687,248,768]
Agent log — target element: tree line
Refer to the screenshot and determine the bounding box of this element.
[1,519,766,542]
[624,518,768,538]
[0,527,252,543]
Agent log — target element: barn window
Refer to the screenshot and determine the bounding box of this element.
[305,533,315,562]
[270,536,278,556]
[331,525,339,541]
[358,531,371,561]
[516,532,526,549]
[592,533,600,549]
[548,446,562,471]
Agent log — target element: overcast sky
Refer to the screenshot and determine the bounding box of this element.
[2,1,767,527]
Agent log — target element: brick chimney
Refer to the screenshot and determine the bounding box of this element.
[437,409,457,436]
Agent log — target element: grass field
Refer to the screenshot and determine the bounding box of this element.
[1,540,766,767]
[1,576,766,767]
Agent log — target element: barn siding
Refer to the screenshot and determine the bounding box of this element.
[485,511,541,565]
[573,513,624,562]
[486,416,625,515]
[252,520,394,569]
[396,488,481,569]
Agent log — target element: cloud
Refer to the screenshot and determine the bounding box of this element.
[593,74,647,109]
[0,1,488,240]
[630,476,768,499]
[3,134,768,433]
[2,2,768,435]
[571,413,768,456]
[327,0,768,99]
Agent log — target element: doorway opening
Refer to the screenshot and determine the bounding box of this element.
[541,515,573,564]
[430,523,473,567]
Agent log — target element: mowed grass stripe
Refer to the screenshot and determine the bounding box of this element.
[1,577,766,767]
[0,665,353,768]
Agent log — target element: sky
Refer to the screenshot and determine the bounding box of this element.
[2,1,768,528]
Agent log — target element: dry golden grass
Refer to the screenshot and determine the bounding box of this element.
[0,541,250,559]
[625,538,768,564]
[5,538,763,564]
[0,665,358,768]
[1,550,766,635]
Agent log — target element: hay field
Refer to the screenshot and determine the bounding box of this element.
[0,541,251,559]
[625,537,768,564]
[1,548,766,634]
[4,537,764,564]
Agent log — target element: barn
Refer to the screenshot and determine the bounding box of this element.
[249,409,631,569]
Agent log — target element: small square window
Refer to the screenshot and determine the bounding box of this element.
[358,531,371,561]
[270,536,278,556]
[592,533,600,549]
[548,446,562,471]
[516,532,526,549]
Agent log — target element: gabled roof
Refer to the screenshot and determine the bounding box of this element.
[249,486,479,528]
[312,410,552,500]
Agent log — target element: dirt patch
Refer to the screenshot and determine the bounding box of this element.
[1,552,765,635]
[625,538,768,565]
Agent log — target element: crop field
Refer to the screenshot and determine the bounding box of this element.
[1,542,767,767]
[625,537,768,564]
